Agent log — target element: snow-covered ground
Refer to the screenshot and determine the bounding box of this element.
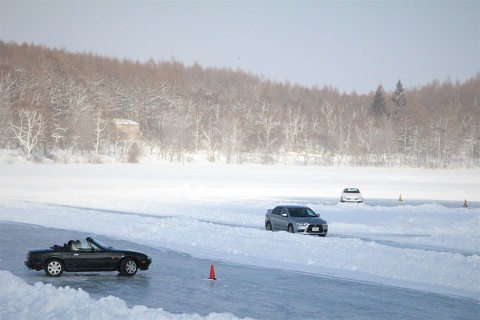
[1,162,479,319]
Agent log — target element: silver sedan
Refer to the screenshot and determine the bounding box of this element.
[265,205,328,237]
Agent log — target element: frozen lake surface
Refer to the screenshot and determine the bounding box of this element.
[1,222,478,320]
[1,163,479,319]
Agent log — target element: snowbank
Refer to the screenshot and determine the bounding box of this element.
[0,271,250,320]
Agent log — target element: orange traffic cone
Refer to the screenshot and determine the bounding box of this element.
[209,264,216,280]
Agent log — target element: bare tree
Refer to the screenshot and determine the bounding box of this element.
[282,107,301,163]
[356,117,379,166]
[10,108,47,160]
[319,101,336,164]
[333,104,356,165]
[93,109,108,154]
[190,101,206,152]
[202,124,220,163]
[255,102,279,164]
[0,73,16,147]
[219,111,243,164]
[396,112,414,165]
[463,123,479,168]
[297,115,317,165]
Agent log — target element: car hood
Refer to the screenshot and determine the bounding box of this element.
[102,249,149,257]
[342,192,362,196]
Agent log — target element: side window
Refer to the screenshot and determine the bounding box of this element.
[281,208,288,216]
[272,207,282,215]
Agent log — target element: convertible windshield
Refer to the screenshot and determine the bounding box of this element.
[288,207,317,218]
[89,238,110,250]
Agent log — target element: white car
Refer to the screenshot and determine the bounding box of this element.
[341,188,363,203]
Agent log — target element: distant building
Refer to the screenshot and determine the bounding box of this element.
[112,119,140,141]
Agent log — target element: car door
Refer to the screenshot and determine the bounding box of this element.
[61,251,80,270]
[57,250,99,271]
[79,249,119,270]
[271,206,289,231]
[70,250,97,270]
[277,207,290,231]
[270,206,282,230]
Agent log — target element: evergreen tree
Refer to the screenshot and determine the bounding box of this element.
[371,85,387,117]
[392,79,407,109]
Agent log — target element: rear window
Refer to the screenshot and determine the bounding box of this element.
[344,188,360,193]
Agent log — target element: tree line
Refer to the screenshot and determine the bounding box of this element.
[1,41,479,167]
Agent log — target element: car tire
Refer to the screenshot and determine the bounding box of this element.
[288,224,294,233]
[45,258,64,277]
[119,258,138,276]
[266,221,273,231]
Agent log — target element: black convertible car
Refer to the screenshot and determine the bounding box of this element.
[24,237,152,277]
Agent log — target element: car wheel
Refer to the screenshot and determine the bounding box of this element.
[45,258,64,277]
[266,221,273,231]
[288,224,294,233]
[119,258,138,276]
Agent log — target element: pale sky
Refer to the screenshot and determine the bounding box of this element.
[1,0,479,94]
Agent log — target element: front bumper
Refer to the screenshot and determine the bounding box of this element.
[341,197,363,202]
[25,260,43,271]
[138,257,152,270]
[297,224,328,236]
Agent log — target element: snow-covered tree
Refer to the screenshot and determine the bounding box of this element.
[10,108,47,160]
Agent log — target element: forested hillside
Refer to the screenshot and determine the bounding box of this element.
[1,41,479,167]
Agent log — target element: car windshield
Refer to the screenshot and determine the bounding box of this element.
[344,188,360,193]
[89,238,110,250]
[288,207,317,218]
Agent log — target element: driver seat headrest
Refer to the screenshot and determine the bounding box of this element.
[72,240,82,251]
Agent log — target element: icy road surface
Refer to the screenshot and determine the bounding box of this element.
[1,163,479,319]
[2,222,478,320]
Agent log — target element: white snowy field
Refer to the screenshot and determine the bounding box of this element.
[1,162,479,319]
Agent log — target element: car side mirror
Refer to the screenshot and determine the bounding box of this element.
[316,214,320,217]
[282,213,288,217]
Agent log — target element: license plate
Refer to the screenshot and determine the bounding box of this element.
[312,227,319,232]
